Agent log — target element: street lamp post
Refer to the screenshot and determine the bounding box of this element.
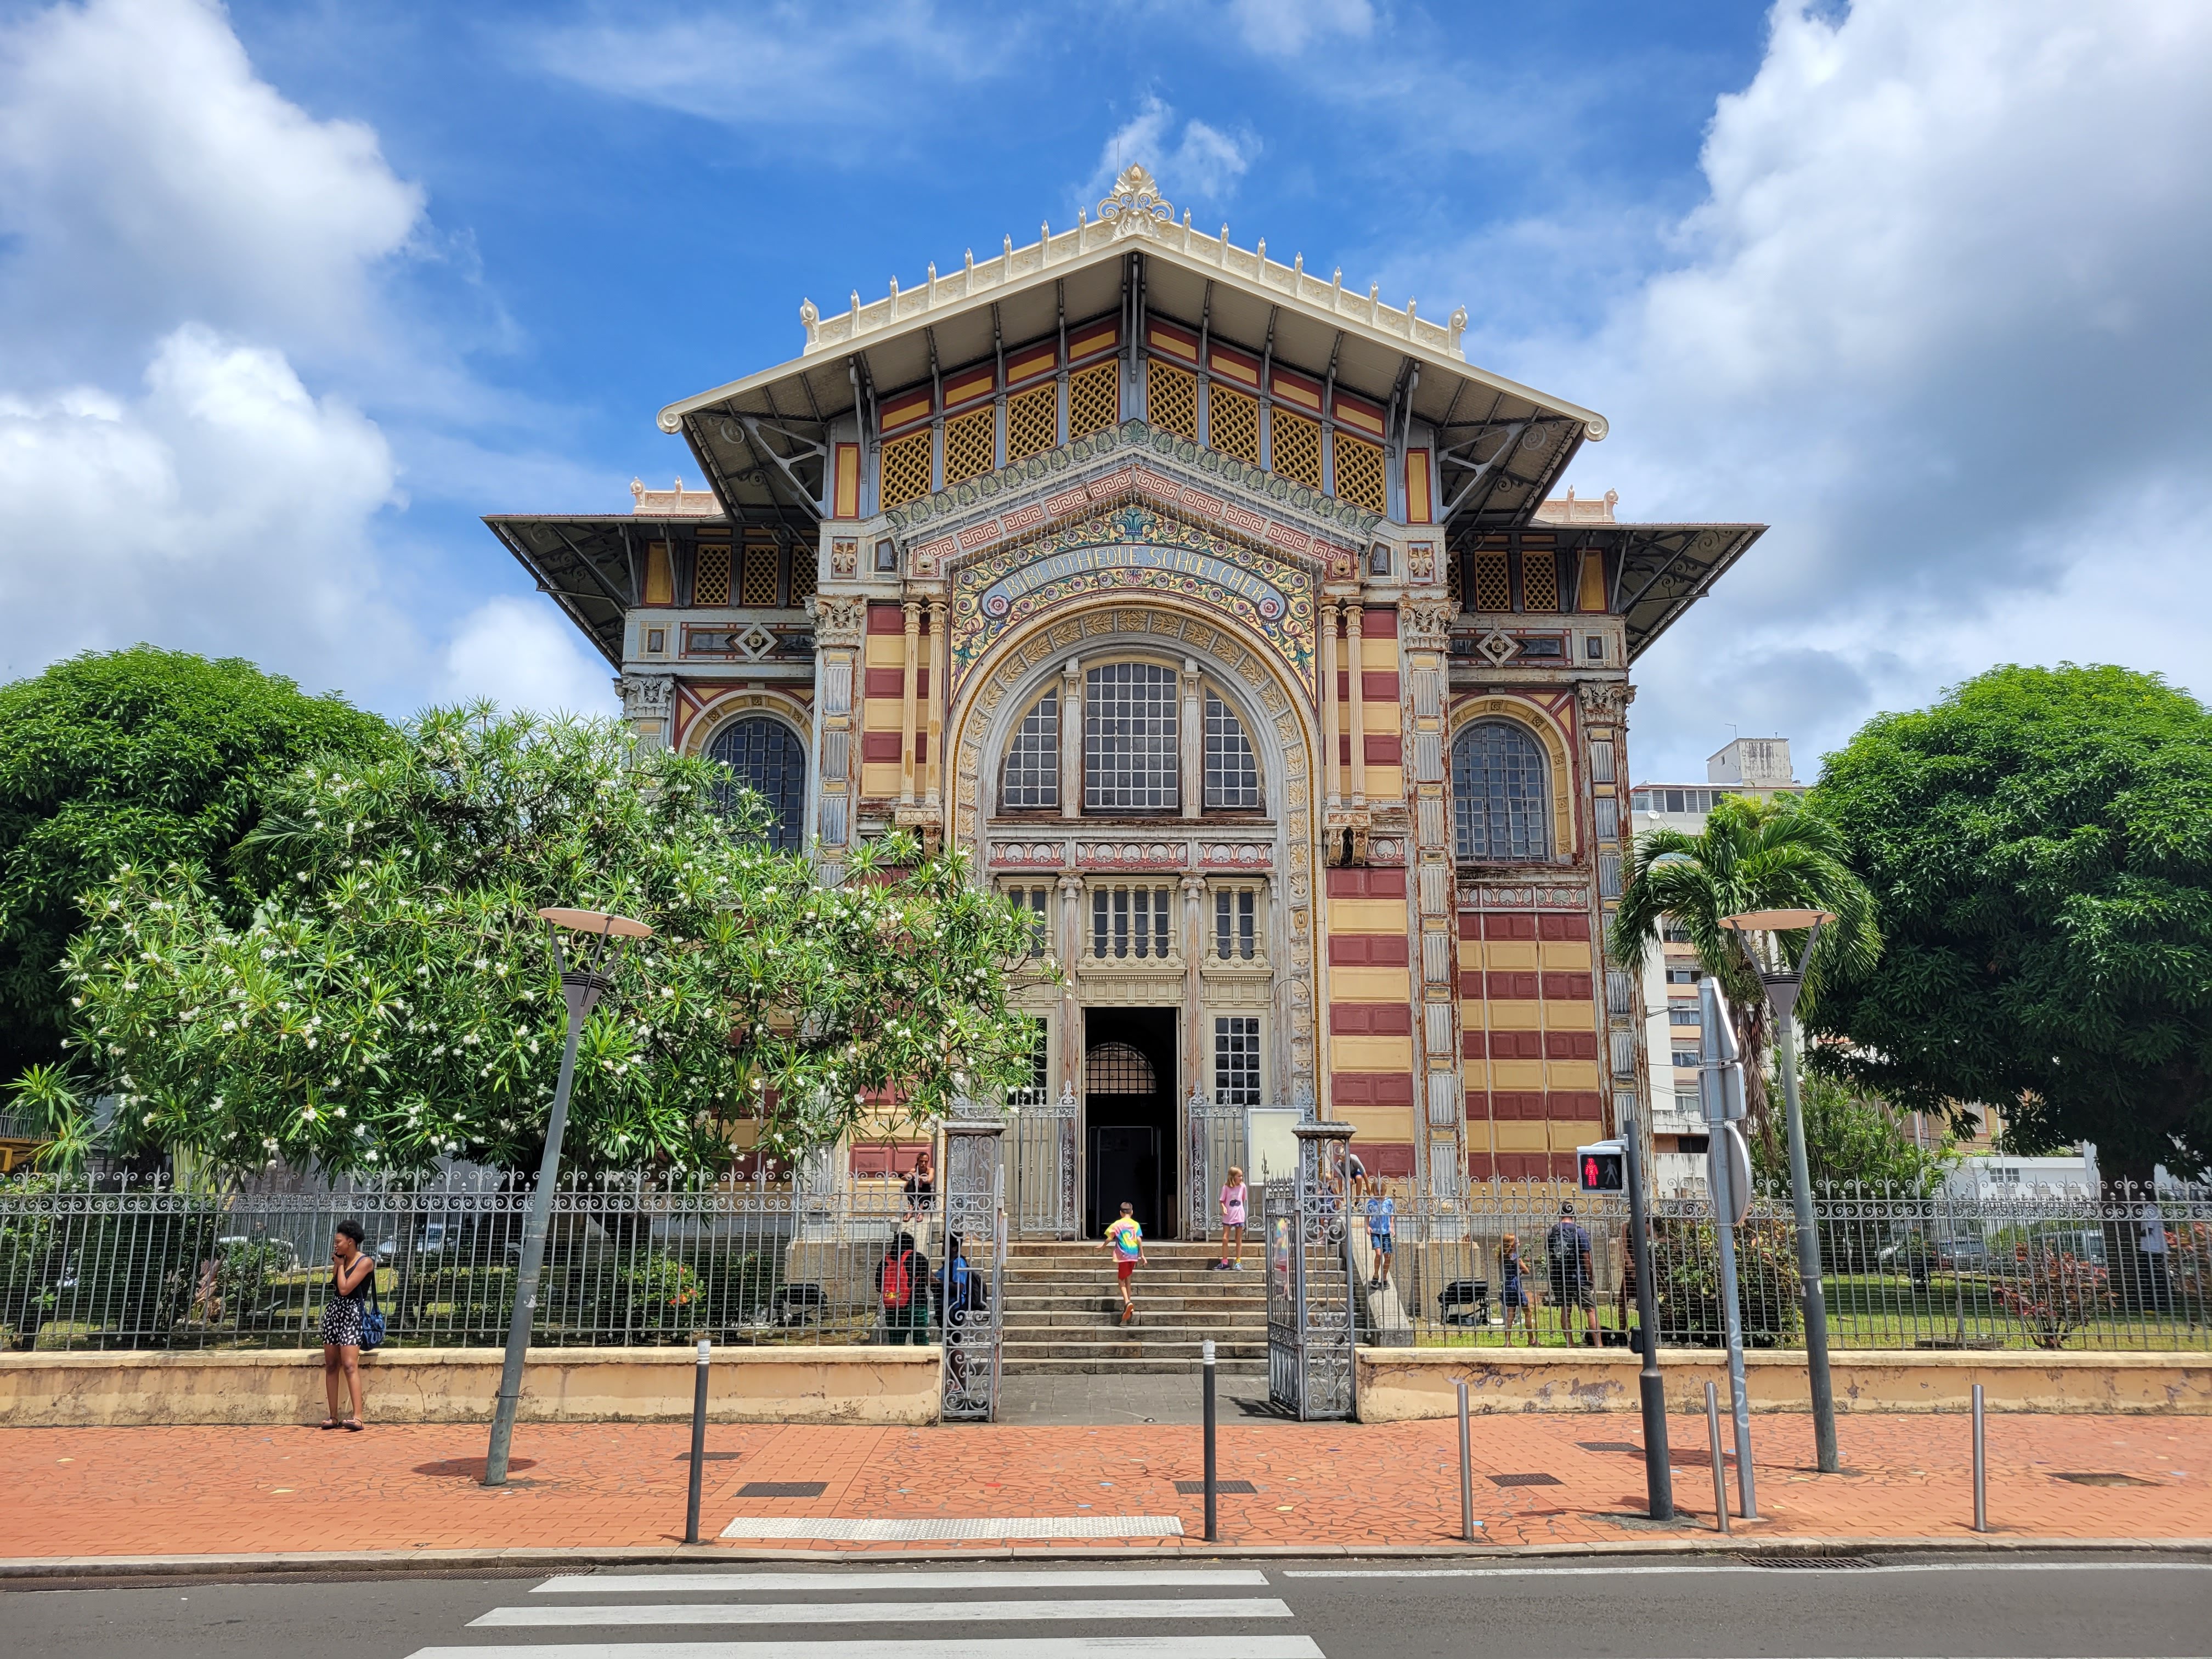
[1720,906,1839,1476]
[483,906,653,1488]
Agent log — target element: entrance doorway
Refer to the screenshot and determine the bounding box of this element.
[1084,1007,1177,1240]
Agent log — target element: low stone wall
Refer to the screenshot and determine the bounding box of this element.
[0,1346,942,1428]
[1354,1347,2212,1420]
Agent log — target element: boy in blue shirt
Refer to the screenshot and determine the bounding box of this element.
[1363,1183,1396,1289]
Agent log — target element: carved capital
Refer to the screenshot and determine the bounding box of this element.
[1402,596,1455,650]
[806,594,867,646]
[618,673,675,720]
[1576,680,1635,720]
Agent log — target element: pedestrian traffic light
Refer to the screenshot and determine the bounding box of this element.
[1577,1141,1626,1194]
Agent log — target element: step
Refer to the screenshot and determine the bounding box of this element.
[1000,1358,1272,1376]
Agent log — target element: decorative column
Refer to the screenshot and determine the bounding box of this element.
[1346,602,1368,808]
[924,597,947,809]
[899,598,922,806]
[806,596,865,870]
[1403,599,1462,1195]
[1180,657,1204,819]
[1319,601,1342,809]
[1059,659,1084,820]
[1057,870,1086,1069]
[618,672,675,756]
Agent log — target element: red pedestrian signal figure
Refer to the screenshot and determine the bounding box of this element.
[1576,1142,1625,1193]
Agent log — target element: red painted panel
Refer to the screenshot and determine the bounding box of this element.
[1328,934,1410,966]
[1543,1031,1598,1060]
[1547,1090,1603,1120]
[1329,1002,1412,1036]
[1362,1142,1417,1177]
[848,1140,932,1175]
[1537,913,1592,941]
[1332,672,1402,701]
[1485,971,1541,1000]
[1466,1151,1496,1179]
[867,602,906,634]
[1541,972,1594,1001]
[1329,1071,1416,1107]
[1458,913,1483,940]
[1484,914,1537,940]
[1326,867,1407,898]
[863,667,931,698]
[1360,606,1400,639]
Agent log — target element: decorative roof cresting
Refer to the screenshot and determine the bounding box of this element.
[789,161,1480,372]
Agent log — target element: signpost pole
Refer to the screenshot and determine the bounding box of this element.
[1621,1110,1673,1521]
[1700,977,1758,1522]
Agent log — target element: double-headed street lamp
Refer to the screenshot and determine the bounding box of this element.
[483,906,653,1488]
[1719,906,1839,1476]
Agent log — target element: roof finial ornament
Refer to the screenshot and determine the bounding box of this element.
[798,297,819,346]
[1098,162,1172,234]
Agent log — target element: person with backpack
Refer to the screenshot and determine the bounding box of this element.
[877,1231,929,1344]
[939,1232,979,1328]
[1545,1203,1596,1347]
[319,1219,378,1430]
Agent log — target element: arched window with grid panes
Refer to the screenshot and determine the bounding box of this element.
[1000,689,1059,810]
[1203,690,1261,810]
[1084,662,1180,814]
[1451,720,1549,862]
[708,715,807,855]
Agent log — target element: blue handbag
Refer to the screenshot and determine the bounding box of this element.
[358,1273,386,1351]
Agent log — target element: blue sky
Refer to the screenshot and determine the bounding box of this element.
[3,0,2207,781]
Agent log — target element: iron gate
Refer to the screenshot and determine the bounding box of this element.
[1183,1088,1249,1239]
[940,1112,1006,1421]
[1009,1082,1078,1238]
[1266,1120,1358,1420]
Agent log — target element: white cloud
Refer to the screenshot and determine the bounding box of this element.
[1509,0,2212,778]
[0,0,617,720]
[525,1,1011,139]
[1227,0,1371,58]
[440,596,616,718]
[1089,96,1259,212]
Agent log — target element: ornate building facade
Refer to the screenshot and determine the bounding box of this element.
[486,166,1763,1234]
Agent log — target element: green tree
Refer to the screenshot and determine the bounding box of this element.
[25,705,1040,1181]
[1806,664,2212,1182]
[1610,795,1881,1157]
[1747,1072,1954,1195]
[0,648,397,1085]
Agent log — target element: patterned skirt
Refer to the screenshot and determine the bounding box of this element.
[319,1295,365,1348]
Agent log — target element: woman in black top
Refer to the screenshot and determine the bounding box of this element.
[901,1147,935,1222]
[320,1220,375,1430]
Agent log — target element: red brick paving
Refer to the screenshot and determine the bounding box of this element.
[3,1415,2208,1559]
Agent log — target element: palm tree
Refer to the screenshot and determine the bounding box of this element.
[1610,796,1881,1161]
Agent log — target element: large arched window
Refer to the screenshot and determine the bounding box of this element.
[708,715,806,854]
[1001,689,1059,809]
[1084,662,1179,813]
[1203,691,1261,809]
[1452,720,1549,861]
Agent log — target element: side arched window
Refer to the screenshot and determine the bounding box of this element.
[1001,689,1059,809]
[708,716,806,854]
[1452,720,1549,861]
[1203,691,1261,810]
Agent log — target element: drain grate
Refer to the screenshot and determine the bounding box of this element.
[671,1452,744,1463]
[1577,1441,1643,1454]
[2054,1472,2157,1487]
[1750,1555,1876,1570]
[1488,1472,1563,1488]
[737,1480,827,1498]
[1175,1480,1259,1494]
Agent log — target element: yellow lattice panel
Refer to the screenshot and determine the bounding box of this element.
[1148,360,1199,444]
[1332,432,1386,513]
[1474,552,1511,612]
[1068,360,1121,440]
[789,544,817,606]
[1006,382,1059,462]
[943,406,996,487]
[741,536,778,607]
[1448,548,1465,612]
[692,544,732,606]
[879,430,933,510]
[1521,550,1559,612]
[1207,385,1261,466]
[1272,410,1323,490]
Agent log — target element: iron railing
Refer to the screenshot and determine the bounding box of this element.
[1337,1179,2211,1353]
[0,1173,992,1353]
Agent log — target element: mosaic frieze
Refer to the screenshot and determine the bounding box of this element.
[949,505,1316,702]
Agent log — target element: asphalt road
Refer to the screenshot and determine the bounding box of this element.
[5,1553,2208,1659]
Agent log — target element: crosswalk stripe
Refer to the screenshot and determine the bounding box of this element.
[474,1596,1293,1629]
[717,1515,1184,1541]
[411,1641,1327,1659]
[532,1569,1274,1594]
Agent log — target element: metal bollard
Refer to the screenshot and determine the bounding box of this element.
[1457,1379,1475,1542]
[1706,1380,1730,1535]
[1202,1338,1218,1543]
[684,1337,710,1545]
[1972,1382,1988,1533]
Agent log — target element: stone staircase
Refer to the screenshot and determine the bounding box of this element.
[998,1239,1270,1376]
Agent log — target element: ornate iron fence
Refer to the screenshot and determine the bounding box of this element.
[1008,1084,1077,1239]
[1265,1121,1358,1419]
[0,1172,972,1353]
[1348,1178,2212,1353]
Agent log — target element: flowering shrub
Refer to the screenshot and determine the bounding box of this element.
[33,706,1041,1180]
[1993,1246,2112,1349]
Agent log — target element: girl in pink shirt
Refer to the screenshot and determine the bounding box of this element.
[1216,1166,1249,1270]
